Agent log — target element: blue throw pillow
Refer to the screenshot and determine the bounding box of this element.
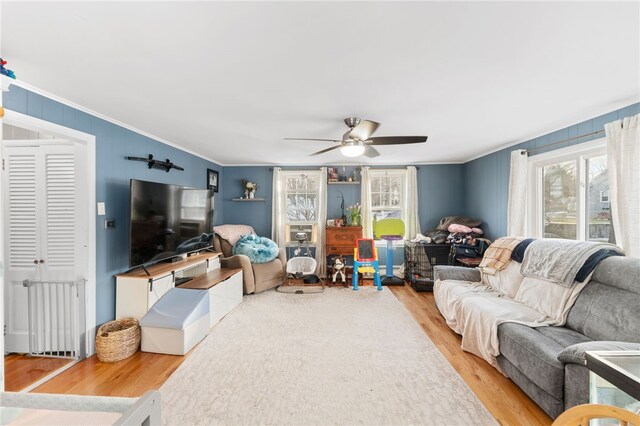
[232,234,279,263]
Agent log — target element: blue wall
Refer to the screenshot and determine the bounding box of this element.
[221,164,467,237]
[7,83,634,322]
[3,86,223,325]
[464,103,640,240]
[220,166,273,237]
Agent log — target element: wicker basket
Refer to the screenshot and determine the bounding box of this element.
[96,318,141,363]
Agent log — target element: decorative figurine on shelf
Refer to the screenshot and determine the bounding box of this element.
[241,179,259,199]
[331,256,346,284]
[0,58,16,79]
[328,167,339,182]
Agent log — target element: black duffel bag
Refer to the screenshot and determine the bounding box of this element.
[453,243,483,258]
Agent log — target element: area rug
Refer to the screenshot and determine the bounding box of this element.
[160,287,496,425]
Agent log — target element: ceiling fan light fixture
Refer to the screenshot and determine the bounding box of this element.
[341,141,365,157]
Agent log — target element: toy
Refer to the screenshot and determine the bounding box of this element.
[375,219,405,286]
[331,256,346,284]
[0,58,16,79]
[352,238,382,291]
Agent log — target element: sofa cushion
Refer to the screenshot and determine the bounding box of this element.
[591,256,640,294]
[566,280,640,342]
[434,279,497,334]
[514,276,588,323]
[497,355,566,419]
[482,261,524,299]
[536,327,592,349]
[498,322,566,399]
[434,265,481,283]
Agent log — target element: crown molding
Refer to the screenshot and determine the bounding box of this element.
[1,75,16,92]
[10,80,225,166]
[462,97,639,163]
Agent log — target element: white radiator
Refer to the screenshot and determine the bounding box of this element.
[23,279,85,359]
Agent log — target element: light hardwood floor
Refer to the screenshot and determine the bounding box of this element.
[4,354,72,392]
[23,283,552,425]
[389,285,552,425]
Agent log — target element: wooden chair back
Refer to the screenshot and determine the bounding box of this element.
[552,404,640,426]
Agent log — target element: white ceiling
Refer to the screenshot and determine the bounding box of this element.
[2,1,639,166]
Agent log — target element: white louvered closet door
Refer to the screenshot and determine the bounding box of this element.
[3,144,78,353]
[40,145,77,281]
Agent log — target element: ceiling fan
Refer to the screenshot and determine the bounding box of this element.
[285,117,428,158]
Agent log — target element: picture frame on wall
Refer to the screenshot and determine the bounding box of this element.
[207,169,219,193]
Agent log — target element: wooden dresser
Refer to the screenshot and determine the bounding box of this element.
[326,226,363,257]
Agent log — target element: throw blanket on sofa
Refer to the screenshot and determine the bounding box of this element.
[435,277,554,371]
[232,235,279,263]
[435,264,596,371]
[521,239,623,287]
[213,224,255,246]
[479,237,523,275]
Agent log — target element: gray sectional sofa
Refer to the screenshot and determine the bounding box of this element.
[434,256,640,419]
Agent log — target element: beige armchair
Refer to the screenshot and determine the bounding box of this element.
[212,232,286,294]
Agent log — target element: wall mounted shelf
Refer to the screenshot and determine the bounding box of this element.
[232,198,266,202]
[328,181,360,185]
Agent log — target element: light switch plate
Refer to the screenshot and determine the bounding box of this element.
[97,202,106,216]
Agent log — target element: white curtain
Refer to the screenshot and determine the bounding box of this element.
[606,114,640,258]
[271,167,286,246]
[404,166,421,239]
[507,149,528,237]
[360,166,373,238]
[315,167,328,276]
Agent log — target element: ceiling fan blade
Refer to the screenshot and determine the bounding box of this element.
[348,120,380,141]
[308,144,342,157]
[284,138,341,142]
[366,136,428,145]
[363,144,381,158]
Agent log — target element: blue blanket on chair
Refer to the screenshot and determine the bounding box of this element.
[232,234,279,263]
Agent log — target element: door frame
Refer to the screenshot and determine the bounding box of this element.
[2,109,97,357]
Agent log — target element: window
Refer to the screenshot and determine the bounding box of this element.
[528,139,612,242]
[367,169,407,239]
[283,171,320,244]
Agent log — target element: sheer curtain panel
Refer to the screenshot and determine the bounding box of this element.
[605,114,640,257]
[507,149,528,237]
[405,166,421,239]
[315,167,328,276]
[360,167,373,238]
[271,167,286,246]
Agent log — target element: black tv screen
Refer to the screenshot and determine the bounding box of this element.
[129,179,214,267]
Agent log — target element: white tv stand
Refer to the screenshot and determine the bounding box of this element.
[115,252,243,327]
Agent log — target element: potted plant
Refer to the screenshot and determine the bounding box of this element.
[347,203,361,226]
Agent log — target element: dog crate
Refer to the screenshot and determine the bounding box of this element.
[404,242,452,292]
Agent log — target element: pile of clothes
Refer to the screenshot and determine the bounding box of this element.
[418,216,485,244]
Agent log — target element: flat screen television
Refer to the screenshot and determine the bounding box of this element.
[129,179,214,267]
